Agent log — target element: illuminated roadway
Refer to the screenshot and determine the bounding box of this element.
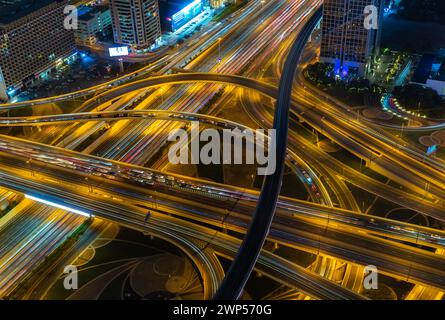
[0,0,270,109]
[219,6,325,298]
[2,73,444,298]
[1,134,445,291]
[0,75,444,296]
[3,112,445,246]
[2,3,284,296]
[4,71,443,222]
[0,144,365,300]
[0,0,442,298]
[0,0,343,299]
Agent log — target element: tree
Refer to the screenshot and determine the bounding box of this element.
[393,84,445,109]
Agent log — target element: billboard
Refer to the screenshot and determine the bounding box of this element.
[171,0,202,31]
[109,46,129,57]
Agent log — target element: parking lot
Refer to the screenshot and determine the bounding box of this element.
[12,52,141,102]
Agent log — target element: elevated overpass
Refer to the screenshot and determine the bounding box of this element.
[0,135,445,291]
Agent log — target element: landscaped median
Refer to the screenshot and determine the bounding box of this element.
[4,218,94,300]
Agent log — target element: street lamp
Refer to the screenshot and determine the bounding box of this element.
[118,58,124,73]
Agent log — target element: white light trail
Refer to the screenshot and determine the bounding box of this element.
[25,194,92,217]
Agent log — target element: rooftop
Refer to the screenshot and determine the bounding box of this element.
[0,0,64,26]
[78,5,109,22]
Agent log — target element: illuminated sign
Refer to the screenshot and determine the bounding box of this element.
[170,0,202,31]
[109,46,129,57]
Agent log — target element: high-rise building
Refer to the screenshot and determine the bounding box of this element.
[320,0,383,76]
[0,0,76,101]
[75,5,112,46]
[109,0,161,50]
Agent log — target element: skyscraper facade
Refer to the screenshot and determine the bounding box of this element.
[0,0,76,101]
[109,0,161,50]
[320,0,383,76]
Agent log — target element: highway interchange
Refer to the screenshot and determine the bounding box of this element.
[0,0,444,300]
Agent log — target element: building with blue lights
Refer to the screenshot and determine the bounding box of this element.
[159,0,204,32]
[320,0,384,76]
